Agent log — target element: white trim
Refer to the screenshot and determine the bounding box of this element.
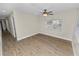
[17,33,38,41]
[17,32,72,42]
[39,32,72,41]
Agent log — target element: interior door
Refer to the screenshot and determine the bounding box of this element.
[11,15,17,39]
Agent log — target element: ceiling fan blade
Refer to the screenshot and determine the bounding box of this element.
[49,13,53,15]
[48,11,53,13]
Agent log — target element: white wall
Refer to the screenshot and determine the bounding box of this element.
[40,9,77,41]
[13,10,40,40]
[13,9,77,41]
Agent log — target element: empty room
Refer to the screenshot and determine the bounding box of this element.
[0,3,79,56]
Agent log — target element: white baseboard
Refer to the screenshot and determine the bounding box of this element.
[17,32,72,42]
[39,32,72,41]
[17,33,38,41]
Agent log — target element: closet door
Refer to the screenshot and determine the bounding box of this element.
[1,20,6,31]
[10,15,17,39]
[0,23,2,56]
[5,16,17,39]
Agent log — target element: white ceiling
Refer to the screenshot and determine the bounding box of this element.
[0,3,79,18]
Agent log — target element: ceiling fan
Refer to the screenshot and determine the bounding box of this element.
[41,9,53,16]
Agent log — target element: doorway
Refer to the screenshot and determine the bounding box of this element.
[0,15,17,56]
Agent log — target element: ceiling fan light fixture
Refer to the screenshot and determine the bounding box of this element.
[43,13,48,16]
[42,9,53,16]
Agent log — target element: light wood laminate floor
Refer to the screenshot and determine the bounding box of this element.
[2,31,73,56]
